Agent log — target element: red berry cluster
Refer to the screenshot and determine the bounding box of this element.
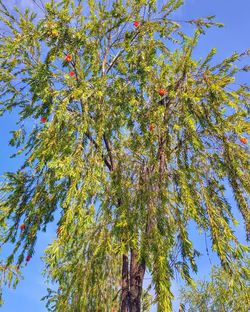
[240,137,248,144]
[64,54,75,77]
[65,54,72,62]
[159,88,167,96]
[134,21,140,28]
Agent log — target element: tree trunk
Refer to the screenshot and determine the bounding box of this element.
[130,249,146,312]
[120,251,146,312]
[121,254,130,312]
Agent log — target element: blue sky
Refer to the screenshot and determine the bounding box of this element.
[0,0,250,311]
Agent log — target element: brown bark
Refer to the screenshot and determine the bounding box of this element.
[130,249,146,312]
[121,254,130,312]
[120,250,146,312]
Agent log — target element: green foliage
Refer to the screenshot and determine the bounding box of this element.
[0,0,249,311]
[179,257,250,312]
[0,260,22,306]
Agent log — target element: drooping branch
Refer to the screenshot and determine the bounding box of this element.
[106,31,140,74]
[66,106,112,171]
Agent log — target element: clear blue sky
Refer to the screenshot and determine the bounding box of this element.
[0,0,249,311]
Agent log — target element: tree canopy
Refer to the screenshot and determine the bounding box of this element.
[179,257,250,312]
[0,0,249,311]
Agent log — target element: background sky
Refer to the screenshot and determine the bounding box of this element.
[0,0,250,311]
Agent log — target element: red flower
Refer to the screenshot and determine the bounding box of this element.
[134,21,140,28]
[26,255,31,262]
[20,223,25,231]
[40,117,46,123]
[69,71,75,77]
[240,137,248,144]
[65,55,72,62]
[159,88,167,96]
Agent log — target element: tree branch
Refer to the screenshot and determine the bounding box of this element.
[66,106,112,171]
[106,31,140,74]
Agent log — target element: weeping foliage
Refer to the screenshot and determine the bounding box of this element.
[42,210,121,311]
[0,0,249,311]
[179,257,250,312]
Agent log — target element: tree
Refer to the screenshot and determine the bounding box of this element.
[0,0,249,311]
[179,257,250,312]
